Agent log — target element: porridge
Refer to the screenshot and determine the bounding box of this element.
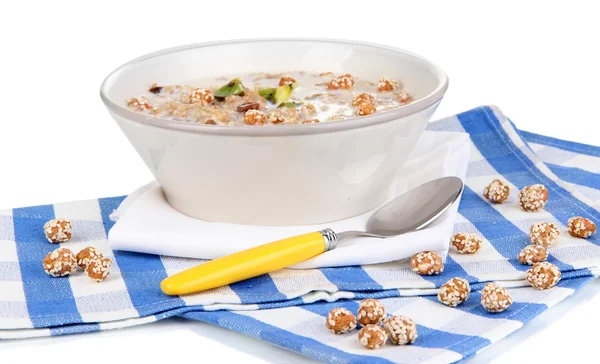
[125,71,412,126]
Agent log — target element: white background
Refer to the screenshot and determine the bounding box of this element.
[1,0,599,363]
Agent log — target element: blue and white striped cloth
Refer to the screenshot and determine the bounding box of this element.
[1,106,599,363]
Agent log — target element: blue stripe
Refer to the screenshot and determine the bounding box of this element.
[229,274,287,305]
[544,163,600,191]
[520,130,600,158]
[319,266,383,291]
[13,205,83,328]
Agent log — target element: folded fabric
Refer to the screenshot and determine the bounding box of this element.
[108,131,471,269]
[2,106,600,364]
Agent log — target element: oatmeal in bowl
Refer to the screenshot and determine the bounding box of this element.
[101,39,448,225]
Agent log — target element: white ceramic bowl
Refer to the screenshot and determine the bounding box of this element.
[100,39,448,226]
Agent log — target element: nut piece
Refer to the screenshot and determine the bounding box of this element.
[301,119,320,124]
[529,222,560,247]
[328,74,355,90]
[76,247,103,269]
[396,91,411,103]
[451,232,482,254]
[376,78,400,92]
[526,262,561,290]
[518,184,549,212]
[42,248,78,277]
[43,218,72,243]
[481,283,513,313]
[568,216,596,238]
[352,93,376,107]
[85,257,112,282]
[148,84,163,94]
[410,251,444,275]
[438,277,471,307]
[243,110,267,125]
[127,98,153,111]
[205,119,217,125]
[325,308,357,334]
[236,102,260,113]
[357,298,386,326]
[518,245,548,265]
[356,102,376,116]
[268,111,285,124]
[358,324,387,350]
[279,76,296,86]
[483,179,510,204]
[384,316,417,345]
[189,88,214,105]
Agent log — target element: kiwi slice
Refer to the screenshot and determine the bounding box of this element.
[258,88,275,100]
[259,83,297,104]
[214,78,245,98]
[278,101,303,108]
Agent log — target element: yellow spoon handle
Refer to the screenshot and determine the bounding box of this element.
[160,229,338,296]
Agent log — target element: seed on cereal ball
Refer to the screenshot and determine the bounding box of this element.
[243,110,267,126]
[356,102,376,116]
[42,248,77,277]
[325,308,357,334]
[85,257,112,282]
[481,283,513,313]
[451,232,482,254]
[567,216,596,238]
[43,218,72,243]
[483,179,510,204]
[358,324,387,350]
[268,111,285,124]
[352,93,376,107]
[328,74,355,90]
[529,222,560,248]
[357,298,386,326]
[526,262,561,290]
[384,316,418,345]
[438,277,471,307]
[518,245,548,265]
[376,78,400,92]
[279,76,296,86]
[518,184,549,212]
[410,251,444,276]
[76,247,103,269]
[189,88,214,105]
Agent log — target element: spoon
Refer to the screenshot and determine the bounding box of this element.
[161,176,464,296]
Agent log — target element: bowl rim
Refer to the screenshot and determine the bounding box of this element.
[100,38,448,136]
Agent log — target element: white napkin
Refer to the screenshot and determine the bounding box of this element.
[108,131,471,269]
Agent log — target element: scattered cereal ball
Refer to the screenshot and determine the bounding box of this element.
[328,74,355,90]
[483,179,510,204]
[518,245,548,265]
[384,316,417,345]
[189,88,214,105]
[85,257,112,282]
[357,298,386,326]
[358,324,387,350]
[268,111,285,124]
[301,103,317,118]
[243,110,267,125]
[529,222,560,248]
[396,91,411,104]
[567,216,596,238]
[481,283,513,313]
[376,78,400,92]
[76,247,103,269]
[42,248,78,277]
[43,218,72,243]
[126,98,153,111]
[518,184,549,212]
[301,119,320,124]
[279,76,296,86]
[451,232,482,254]
[526,262,561,290]
[325,308,357,334]
[356,102,376,116]
[352,93,376,107]
[410,251,444,276]
[438,277,471,307]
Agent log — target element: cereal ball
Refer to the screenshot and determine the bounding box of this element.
[76,247,103,269]
[438,277,471,307]
[352,93,376,107]
[328,74,355,90]
[384,316,417,345]
[397,91,411,103]
[279,76,296,86]
[268,111,285,124]
[410,251,444,276]
[518,245,548,265]
[243,110,267,126]
[481,283,513,313]
[85,257,112,282]
[126,97,153,111]
[529,222,560,248]
[451,232,482,254]
[301,119,320,124]
[526,262,561,290]
[356,102,376,116]
[358,324,387,350]
[325,308,357,334]
[301,103,317,118]
[43,218,72,243]
[483,179,510,204]
[567,216,596,238]
[42,248,77,277]
[376,78,400,92]
[189,88,213,105]
[357,298,386,326]
[518,184,549,212]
